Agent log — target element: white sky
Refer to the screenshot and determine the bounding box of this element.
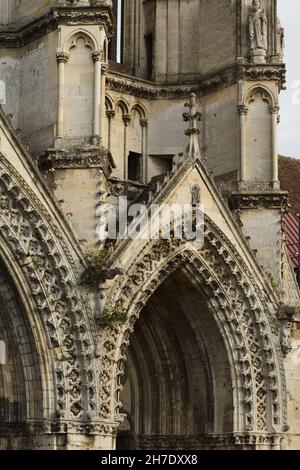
[278,0,300,157]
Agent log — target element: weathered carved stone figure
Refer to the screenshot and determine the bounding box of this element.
[249,0,268,62]
[277,17,285,61]
[191,183,201,206]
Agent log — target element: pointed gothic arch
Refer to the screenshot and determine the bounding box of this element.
[243,84,277,108]
[100,215,288,449]
[62,29,99,54]
[0,153,118,448]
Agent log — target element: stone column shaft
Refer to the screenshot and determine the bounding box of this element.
[123,115,131,180]
[269,106,280,186]
[140,119,148,183]
[92,50,102,144]
[238,105,248,183]
[56,52,69,143]
[100,65,108,143]
[106,111,115,151]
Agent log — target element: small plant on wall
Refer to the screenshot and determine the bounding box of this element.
[80,249,110,287]
[80,249,123,287]
[100,299,127,328]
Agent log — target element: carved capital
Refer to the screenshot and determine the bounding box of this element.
[92,50,103,62]
[56,51,70,63]
[238,105,249,116]
[140,118,148,128]
[122,114,131,127]
[106,110,115,120]
[269,105,280,115]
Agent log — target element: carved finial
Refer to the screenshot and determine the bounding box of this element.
[183,93,203,159]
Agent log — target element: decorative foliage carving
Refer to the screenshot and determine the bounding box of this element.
[39,148,115,176]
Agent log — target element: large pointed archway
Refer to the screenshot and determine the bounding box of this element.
[100,214,288,450]
[0,259,44,427]
[0,150,118,449]
[117,267,234,450]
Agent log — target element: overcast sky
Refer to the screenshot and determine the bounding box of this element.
[278,0,300,157]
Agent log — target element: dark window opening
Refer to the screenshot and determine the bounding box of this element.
[145,34,154,80]
[109,0,124,63]
[128,152,141,182]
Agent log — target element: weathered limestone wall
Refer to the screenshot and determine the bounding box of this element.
[285,324,300,450]
[197,0,237,77]
[246,90,273,182]
[237,208,283,286]
[202,85,239,178]
[0,0,13,26]
[0,31,58,155]
[0,0,58,27]
[0,48,21,125]
[13,0,53,25]
[18,32,58,155]
[64,37,94,142]
[238,79,279,188]
[50,167,102,250]
[123,0,237,83]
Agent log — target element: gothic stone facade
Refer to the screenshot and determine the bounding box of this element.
[0,0,299,450]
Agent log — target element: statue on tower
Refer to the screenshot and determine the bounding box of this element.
[248,0,268,63]
[277,17,285,62]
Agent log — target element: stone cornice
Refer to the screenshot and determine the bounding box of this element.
[0,6,115,48]
[137,432,288,450]
[0,419,119,436]
[106,63,286,100]
[39,147,116,177]
[229,191,289,210]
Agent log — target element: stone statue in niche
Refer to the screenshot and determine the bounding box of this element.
[191,184,201,206]
[248,0,268,63]
[280,320,292,357]
[277,17,285,61]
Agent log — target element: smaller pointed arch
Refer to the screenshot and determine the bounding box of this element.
[105,94,114,111]
[62,28,99,54]
[244,84,277,108]
[131,103,148,120]
[115,98,130,116]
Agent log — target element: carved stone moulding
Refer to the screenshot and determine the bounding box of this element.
[106,63,286,101]
[53,6,115,36]
[39,147,116,176]
[106,71,236,101]
[0,420,119,437]
[242,64,286,90]
[230,191,289,211]
[137,433,288,450]
[0,6,115,48]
